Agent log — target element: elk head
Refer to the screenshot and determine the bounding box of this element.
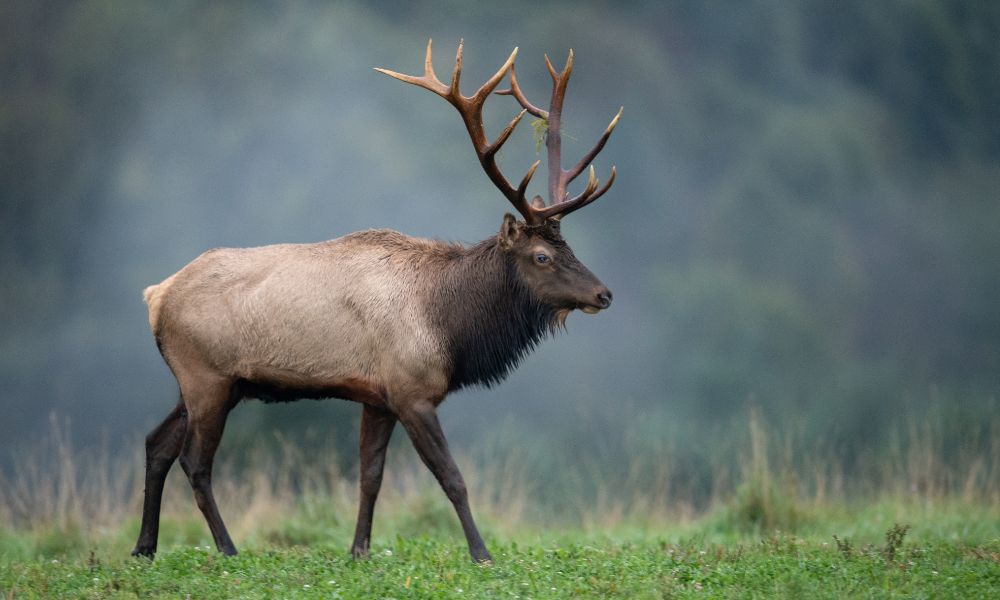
[376,40,621,318]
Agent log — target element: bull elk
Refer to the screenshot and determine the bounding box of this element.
[132,40,622,563]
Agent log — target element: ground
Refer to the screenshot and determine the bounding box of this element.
[3,502,999,599]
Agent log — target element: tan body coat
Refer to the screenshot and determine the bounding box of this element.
[149,230,453,411]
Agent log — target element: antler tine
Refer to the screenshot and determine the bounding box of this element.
[495,160,541,225]
[516,160,542,207]
[486,109,528,158]
[540,165,617,221]
[374,39,449,97]
[569,165,616,214]
[580,165,600,200]
[424,38,438,83]
[450,40,463,97]
[377,41,541,223]
[552,165,598,217]
[496,63,548,118]
[473,46,519,102]
[564,106,623,185]
[543,53,559,81]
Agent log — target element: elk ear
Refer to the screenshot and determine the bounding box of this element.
[498,213,522,250]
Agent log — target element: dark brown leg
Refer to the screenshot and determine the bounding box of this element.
[132,402,188,558]
[177,382,238,556]
[397,401,491,563]
[350,404,397,558]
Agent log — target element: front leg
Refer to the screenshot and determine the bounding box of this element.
[351,404,396,558]
[397,400,492,563]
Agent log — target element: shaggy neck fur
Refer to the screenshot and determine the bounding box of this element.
[430,236,559,391]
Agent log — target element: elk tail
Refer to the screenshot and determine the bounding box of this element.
[143,273,177,335]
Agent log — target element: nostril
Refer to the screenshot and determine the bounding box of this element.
[596,289,613,308]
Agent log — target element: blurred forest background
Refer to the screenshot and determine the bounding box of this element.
[2,0,999,513]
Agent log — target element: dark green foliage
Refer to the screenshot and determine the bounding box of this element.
[883,523,910,564]
[833,534,854,559]
[831,523,912,565]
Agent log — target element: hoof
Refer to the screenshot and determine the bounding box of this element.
[350,545,370,560]
[131,546,155,559]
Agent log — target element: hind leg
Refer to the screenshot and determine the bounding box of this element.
[177,376,239,555]
[132,402,188,557]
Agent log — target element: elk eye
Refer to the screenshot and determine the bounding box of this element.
[535,253,550,265]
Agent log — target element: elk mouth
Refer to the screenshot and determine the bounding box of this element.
[552,303,604,329]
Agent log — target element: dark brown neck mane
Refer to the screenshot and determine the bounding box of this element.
[430,236,559,391]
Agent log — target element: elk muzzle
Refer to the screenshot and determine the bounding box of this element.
[580,286,613,314]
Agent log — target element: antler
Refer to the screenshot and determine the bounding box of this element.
[497,51,623,221]
[377,40,621,224]
[375,39,541,223]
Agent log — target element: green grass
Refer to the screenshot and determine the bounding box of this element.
[3,411,999,597]
[3,502,999,599]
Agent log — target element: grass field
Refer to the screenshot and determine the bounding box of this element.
[2,502,999,599]
[2,413,999,598]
